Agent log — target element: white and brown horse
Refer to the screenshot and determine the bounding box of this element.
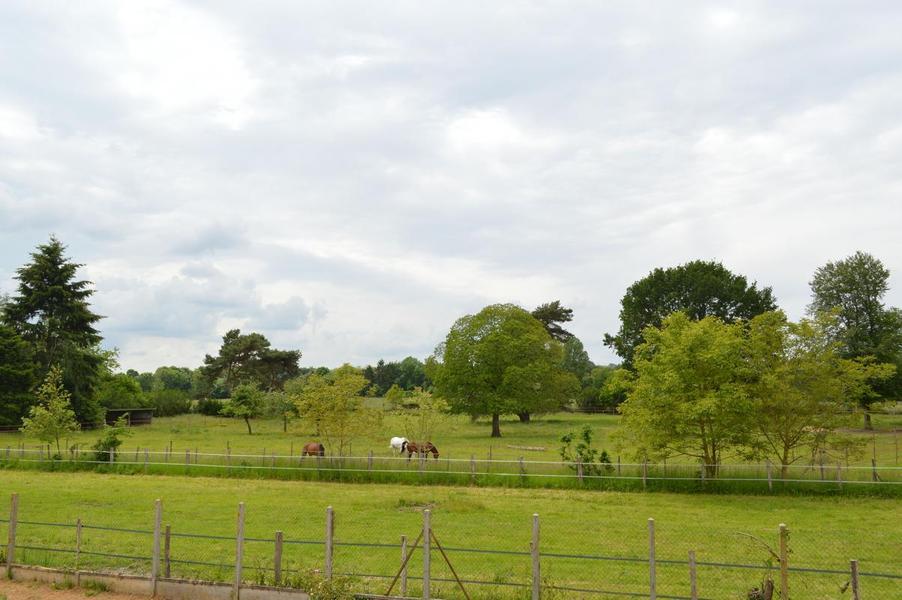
[405,441,439,461]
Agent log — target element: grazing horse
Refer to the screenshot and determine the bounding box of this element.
[389,437,409,453]
[405,441,439,461]
[301,442,325,457]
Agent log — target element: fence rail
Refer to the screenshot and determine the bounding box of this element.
[2,446,900,496]
[2,493,899,599]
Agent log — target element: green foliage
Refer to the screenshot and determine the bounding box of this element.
[531,300,575,341]
[20,365,80,456]
[293,365,381,454]
[0,324,36,427]
[617,313,757,476]
[148,388,192,417]
[559,425,613,475]
[201,329,301,393]
[604,260,776,368]
[397,388,451,443]
[151,366,194,393]
[261,390,296,431]
[383,383,404,410]
[221,383,265,434]
[561,336,593,380]
[745,311,894,476]
[577,365,626,411]
[95,372,144,409]
[3,236,104,423]
[195,397,225,416]
[809,251,902,408]
[431,303,580,437]
[91,416,132,462]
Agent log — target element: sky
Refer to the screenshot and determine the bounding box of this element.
[1,1,901,372]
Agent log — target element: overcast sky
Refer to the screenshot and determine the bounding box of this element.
[2,2,901,372]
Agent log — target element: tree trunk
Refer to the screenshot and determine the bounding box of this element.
[244,417,253,435]
[517,412,531,423]
[864,411,873,430]
[491,413,502,438]
[283,415,288,433]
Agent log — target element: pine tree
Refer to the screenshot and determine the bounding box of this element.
[0,325,36,427]
[4,237,104,423]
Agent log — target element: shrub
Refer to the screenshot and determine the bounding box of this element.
[91,416,132,462]
[148,389,192,417]
[195,398,224,416]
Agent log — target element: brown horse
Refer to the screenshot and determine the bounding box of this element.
[405,441,439,461]
[301,442,325,457]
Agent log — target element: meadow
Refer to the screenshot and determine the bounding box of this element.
[0,470,900,599]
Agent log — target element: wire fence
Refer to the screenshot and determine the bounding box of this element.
[1,445,900,496]
[2,493,899,599]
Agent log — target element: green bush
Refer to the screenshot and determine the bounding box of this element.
[148,389,192,417]
[195,398,225,416]
[282,570,355,600]
[91,416,132,462]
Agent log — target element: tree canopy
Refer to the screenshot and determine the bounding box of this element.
[604,260,776,368]
[430,303,579,437]
[201,329,301,393]
[0,324,36,427]
[531,300,574,342]
[808,251,902,419]
[3,237,104,422]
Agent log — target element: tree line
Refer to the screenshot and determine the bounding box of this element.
[2,238,900,461]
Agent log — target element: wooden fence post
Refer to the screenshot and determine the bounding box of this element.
[688,550,697,600]
[850,559,860,600]
[648,518,656,600]
[766,461,773,492]
[837,463,843,489]
[325,506,334,580]
[642,461,648,490]
[470,455,476,484]
[531,513,540,600]
[617,455,621,476]
[400,535,408,597]
[235,502,246,599]
[423,509,431,599]
[368,450,374,472]
[7,493,18,573]
[185,449,190,466]
[75,518,82,571]
[577,460,584,483]
[152,499,162,595]
[779,523,789,600]
[871,458,879,482]
[164,525,171,578]
[274,531,283,586]
[109,448,114,464]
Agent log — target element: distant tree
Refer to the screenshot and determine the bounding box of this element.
[152,366,194,393]
[616,313,756,477]
[604,260,776,368]
[397,389,451,443]
[221,383,264,434]
[578,365,626,411]
[293,365,380,454]
[20,366,80,457]
[397,356,427,390]
[746,311,895,477]
[0,324,36,427]
[262,390,297,432]
[363,359,403,396]
[384,384,404,410]
[201,329,300,393]
[95,373,144,409]
[561,337,593,380]
[430,304,579,437]
[531,300,575,342]
[809,251,902,427]
[128,371,154,392]
[3,237,104,422]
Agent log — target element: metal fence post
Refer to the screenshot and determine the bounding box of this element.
[274,531,283,586]
[400,534,408,597]
[850,559,860,600]
[779,523,789,600]
[235,502,246,599]
[325,506,334,580]
[688,550,697,600]
[423,509,431,599]
[152,499,162,594]
[7,493,18,574]
[531,513,540,600]
[648,518,656,600]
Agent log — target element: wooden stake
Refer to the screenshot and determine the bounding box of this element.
[274,531,283,586]
[850,559,860,600]
[648,518,656,600]
[779,524,789,599]
[531,514,540,600]
[688,550,697,600]
[325,506,334,579]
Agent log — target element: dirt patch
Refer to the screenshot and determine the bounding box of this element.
[0,578,146,600]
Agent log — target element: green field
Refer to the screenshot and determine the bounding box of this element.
[1,411,899,466]
[0,470,899,599]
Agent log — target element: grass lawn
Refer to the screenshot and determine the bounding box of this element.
[0,470,899,599]
[1,411,899,467]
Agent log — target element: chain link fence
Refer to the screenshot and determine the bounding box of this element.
[2,493,899,599]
